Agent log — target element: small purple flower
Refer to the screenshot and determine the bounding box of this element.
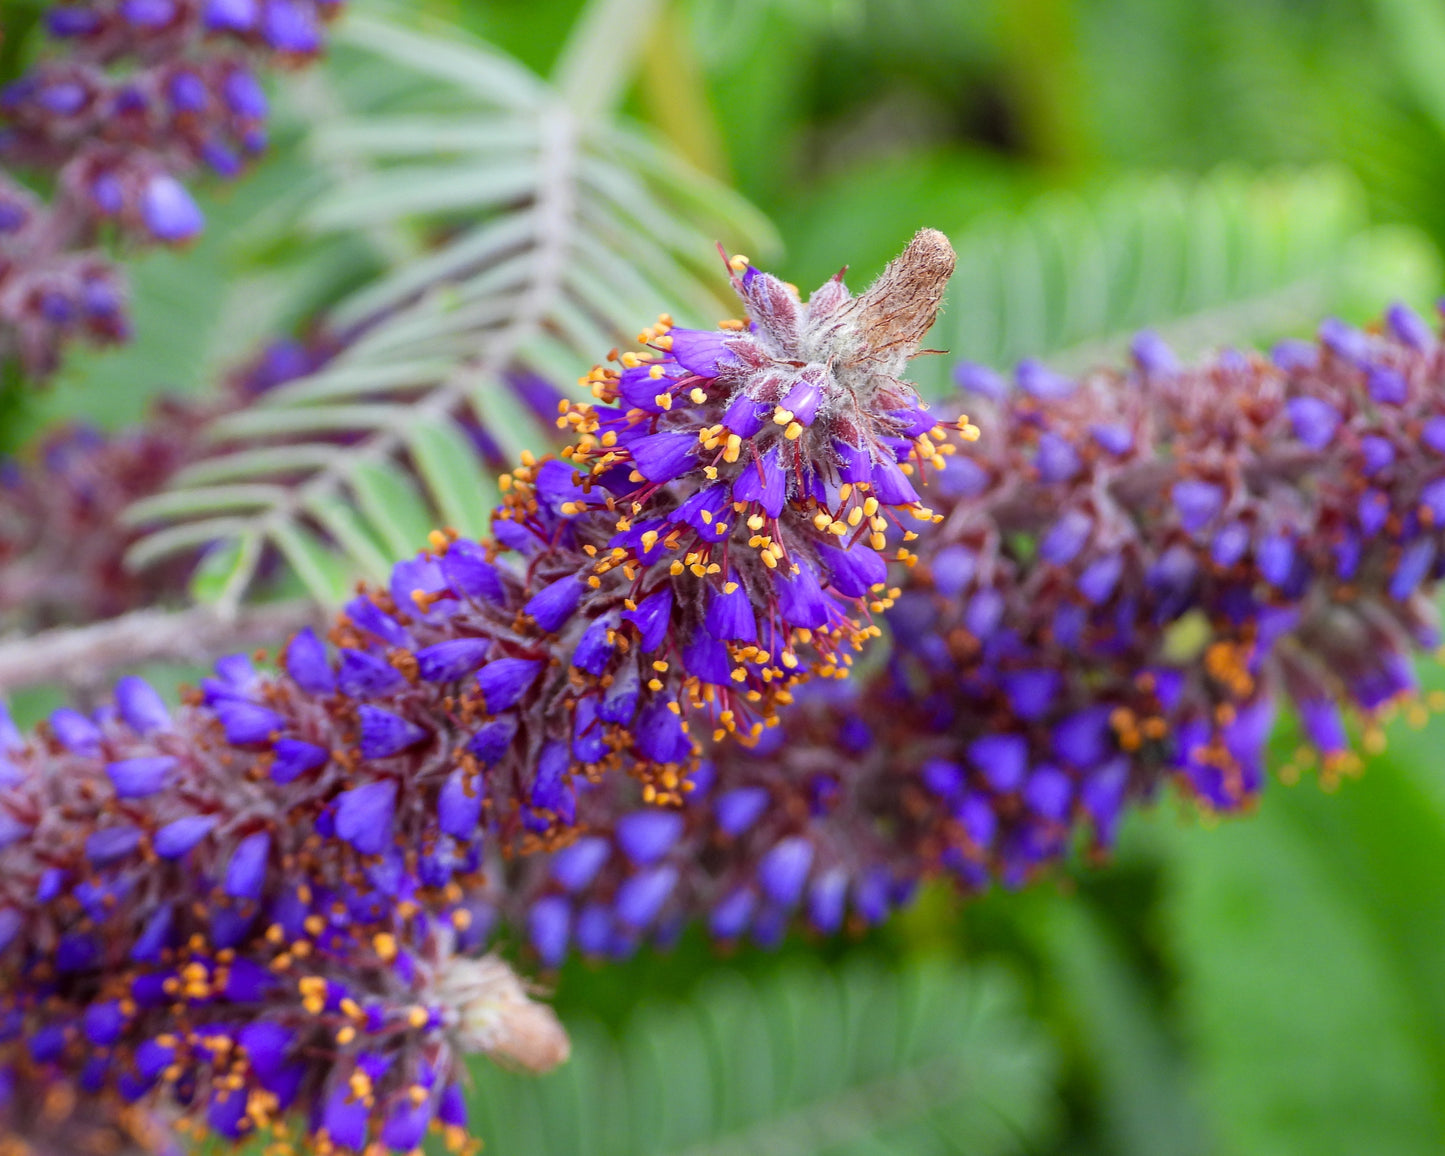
[1287,396,1341,450]
[106,756,175,799]
[1172,479,1223,532]
[357,705,427,758]
[334,780,397,855]
[140,175,204,243]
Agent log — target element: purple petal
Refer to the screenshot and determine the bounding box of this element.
[334,780,397,855]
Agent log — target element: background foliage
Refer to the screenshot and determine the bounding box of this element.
[8,0,1445,1152]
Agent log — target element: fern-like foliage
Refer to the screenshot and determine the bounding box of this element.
[467,958,1058,1156]
[911,165,1439,396]
[120,3,776,610]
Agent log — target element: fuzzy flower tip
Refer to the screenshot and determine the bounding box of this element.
[489,304,1445,957]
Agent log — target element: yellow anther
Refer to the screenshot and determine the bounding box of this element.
[723,434,742,463]
[784,421,804,440]
[729,254,750,271]
[773,407,794,426]
[690,387,708,404]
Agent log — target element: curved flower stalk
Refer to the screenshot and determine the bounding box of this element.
[491,303,1445,957]
[0,0,344,375]
[0,233,960,1149]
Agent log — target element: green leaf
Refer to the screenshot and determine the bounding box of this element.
[119,10,773,611]
[912,166,1442,398]
[1015,891,1208,1156]
[464,958,1059,1156]
[347,459,438,559]
[1162,788,1445,1154]
[404,417,501,539]
[267,522,355,606]
[187,533,259,606]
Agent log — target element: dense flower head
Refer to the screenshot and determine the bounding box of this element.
[497,229,973,804]
[0,690,565,1153]
[0,234,961,1146]
[489,303,1445,956]
[0,0,343,375]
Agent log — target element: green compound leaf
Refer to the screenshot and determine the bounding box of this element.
[464,958,1059,1156]
[912,166,1441,398]
[1161,779,1445,1155]
[120,6,777,608]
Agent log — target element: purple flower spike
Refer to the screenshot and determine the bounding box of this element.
[206,0,259,29]
[338,649,405,698]
[334,781,397,856]
[623,589,674,652]
[551,837,610,891]
[1016,359,1075,400]
[714,786,769,835]
[1035,433,1080,483]
[213,700,285,745]
[710,889,756,938]
[1368,366,1408,406]
[440,539,505,603]
[705,579,758,642]
[416,638,490,684]
[262,0,322,53]
[86,825,141,866]
[732,445,787,517]
[1319,317,1370,366]
[1040,510,1092,566]
[630,430,697,484]
[1386,301,1433,350]
[270,739,328,784]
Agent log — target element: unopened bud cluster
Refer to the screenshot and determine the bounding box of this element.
[490,304,1445,958]
[0,0,344,375]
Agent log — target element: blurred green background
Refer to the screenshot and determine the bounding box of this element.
[11,0,1445,1151]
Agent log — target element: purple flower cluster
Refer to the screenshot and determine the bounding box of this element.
[0,235,963,1149]
[490,304,1445,957]
[0,0,343,375]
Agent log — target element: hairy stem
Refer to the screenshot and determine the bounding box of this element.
[0,600,325,694]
